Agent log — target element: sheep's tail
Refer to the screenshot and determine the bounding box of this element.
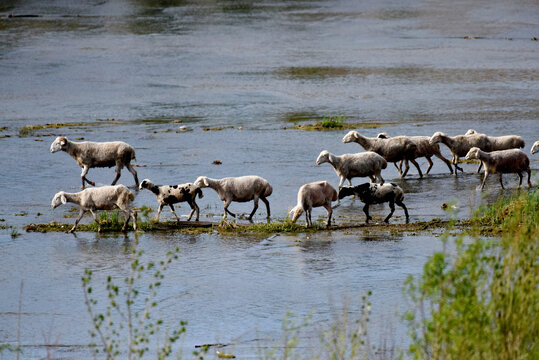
[264,183,273,197]
[195,187,204,199]
[290,205,303,223]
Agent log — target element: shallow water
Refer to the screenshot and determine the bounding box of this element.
[0,0,538,358]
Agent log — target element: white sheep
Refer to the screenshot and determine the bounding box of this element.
[289,181,338,227]
[50,136,139,189]
[377,133,453,175]
[464,147,532,190]
[315,150,387,189]
[464,129,525,172]
[429,132,490,175]
[531,141,539,155]
[139,179,203,222]
[51,185,137,233]
[193,175,273,222]
[342,131,423,178]
[338,183,409,224]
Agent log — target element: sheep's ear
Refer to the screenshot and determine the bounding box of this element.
[60,194,67,204]
[203,178,209,186]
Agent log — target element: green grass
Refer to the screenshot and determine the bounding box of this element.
[405,189,539,360]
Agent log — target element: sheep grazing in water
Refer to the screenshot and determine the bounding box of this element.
[531,141,539,155]
[51,185,137,233]
[464,147,532,190]
[316,150,387,190]
[377,133,453,175]
[429,131,490,175]
[193,175,272,222]
[339,183,409,224]
[342,131,423,178]
[139,179,203,222]
[290,181,338,228]
[50,136,139,189]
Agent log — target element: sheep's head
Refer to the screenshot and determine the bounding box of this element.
[465,129,477,135]
[194,176,209,188]
[465,147,480,160]
[376,132,390,139]
[50,136,68,153]
[51,192,67,208]
[531,142,539,155]
[316,150,330,165]
[429,132,445,145]
[342,131,359,143]
[139,179,152,190]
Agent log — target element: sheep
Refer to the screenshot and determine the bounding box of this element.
[50,136,139,189]
[342,131,423,178]
[531,141,539,155]
[429,131,490,175]
[193,175,272,222]
[464,129,525,172]
[315,150,387,191]
[139,179,203,222]
[289,181,338,228]
[338,183,409,224]
[377,133,453,175]
[464,147,532,190]
[51,185,137,233]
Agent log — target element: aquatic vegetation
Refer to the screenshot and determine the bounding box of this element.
[81,242,201,359]
[19,119,127,136]
[405,190,538,360]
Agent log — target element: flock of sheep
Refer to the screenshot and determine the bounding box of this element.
[50,131,538,233]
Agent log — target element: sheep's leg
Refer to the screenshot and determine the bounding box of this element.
[369,175,375,182]
[126,163,139,188]
[80,165,95,189]
[393,162,402,175]
[480,172,489,190]
[425,157,434,175]
[155,204,164,222]
[323,203,333,228]
[476,162,483,174]
[70,209,86,233]
[223,200,236,220]
[453,156,464,174]
[121,209,131,232]
[401,161,410,178]
[410,159,423,178]
[307,209,312,227]
[248,197,260,222]
[527,169,532,188]
[131,210,137,231]
[384,200,395,223]
[377,171,385,185]
[396,200,409,224]
[399,160,404,174]
[89,209,102,233]
[362,204,372,224]
[260,196,271,222]
[169,204,181,222]
[111,162,123,185]
[186,200,199,221]
[498,173,505,189]
[517,172,523,188]
[434,153,454,174]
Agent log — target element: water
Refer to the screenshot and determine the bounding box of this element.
[0,0,538,358]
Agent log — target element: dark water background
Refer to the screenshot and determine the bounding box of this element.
[0,0,538,358]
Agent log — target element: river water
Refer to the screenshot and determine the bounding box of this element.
[0,0,538,358]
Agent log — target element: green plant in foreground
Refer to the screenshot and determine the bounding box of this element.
[81,241,198,359]
[405,190,538,360]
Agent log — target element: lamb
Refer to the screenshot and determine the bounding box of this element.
[193,175,272,222]
[338,183,409,224]
[342,131,423,178]
[139,179,203,222]
[50,136,139,189]
[289,181,338,228]
[315,150,387,189]
[429,132,490,174]
[531,141,539,155]
[377,133,453,175]
[51,185,137,233]
[464,147,532,190]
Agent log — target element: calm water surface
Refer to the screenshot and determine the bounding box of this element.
[0,0,538,358]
